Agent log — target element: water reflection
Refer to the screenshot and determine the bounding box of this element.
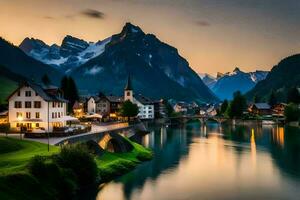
[97,122,300,200]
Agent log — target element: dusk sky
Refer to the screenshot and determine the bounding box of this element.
[0,0,299,74]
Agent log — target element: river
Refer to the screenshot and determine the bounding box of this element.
[96,122,300,200]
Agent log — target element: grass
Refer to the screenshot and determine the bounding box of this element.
[95,139,153,182]
[0,76,18,104]
[0,137,59,174]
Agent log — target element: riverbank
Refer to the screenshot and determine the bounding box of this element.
[0,136,152,199]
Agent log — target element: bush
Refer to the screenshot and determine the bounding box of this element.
[27,156,77,199]
[0,123,10,133]
[53,144,98,188]
[284,103,300,122]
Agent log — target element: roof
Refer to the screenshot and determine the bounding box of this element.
[7,81,68,102]
[135,94,153,105]
[106,95,123,103]
[253,103,271,110]
[125,75,133,90]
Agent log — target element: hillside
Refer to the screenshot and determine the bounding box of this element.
[247,54,300,101]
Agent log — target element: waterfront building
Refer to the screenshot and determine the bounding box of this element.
[248,103,272,116]
[7,81,68,132]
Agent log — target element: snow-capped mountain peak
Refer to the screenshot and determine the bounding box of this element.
[19,36,111,72]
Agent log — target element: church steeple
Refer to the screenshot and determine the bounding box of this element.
[124,75,134,102]
[125,75,133,91]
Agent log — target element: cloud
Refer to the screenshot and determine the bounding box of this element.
[195,20,210,27]
[43,16,55,20]
[81,9,105,19]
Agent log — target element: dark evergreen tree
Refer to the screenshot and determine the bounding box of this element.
[268,90,277,106]
[220,100,228,114]
[287,87,300,104]
[284,103,300,122]
[41,74,51,86]
[226,91,247,119]
[60,76,79,113]
[253,94,260,103]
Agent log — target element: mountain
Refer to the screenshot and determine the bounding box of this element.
[0,65,22,104]
[201,67,268,100]
[201,73,217,88]
[19,36,111,72]
[70,23,217,102]
[247,54,300,101]
[19,23,217,102]
[0,37,63,84]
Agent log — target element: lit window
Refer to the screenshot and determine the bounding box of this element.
[16,112,22,118]
[26,112,31,119]
[36,112,40,119]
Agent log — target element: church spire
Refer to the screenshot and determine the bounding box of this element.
[125,75,133,90]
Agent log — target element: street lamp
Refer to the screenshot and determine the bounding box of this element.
[17,115,23,139]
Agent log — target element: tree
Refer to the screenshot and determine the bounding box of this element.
[287,87,300,104]
[284,103,300,122]
[164,99,174,117]
[60,76,79,113]
[226,91,247,119]
[119,100,139,121]
[220,100,228,114]
[268,90,277,106]
[253,94,260,103]
[41,74,51,86]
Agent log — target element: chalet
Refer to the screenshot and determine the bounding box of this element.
[86,93,123,118]
[248,103,272,116]
[272,103,287,116]
[7,81,68,132]
[124,76,155,119]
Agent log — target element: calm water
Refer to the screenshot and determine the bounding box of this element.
[97,122,300,200]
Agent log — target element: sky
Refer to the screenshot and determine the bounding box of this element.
[0,0,299,75]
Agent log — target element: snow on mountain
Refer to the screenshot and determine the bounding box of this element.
[201,68,268,100]
[19,36,111,72]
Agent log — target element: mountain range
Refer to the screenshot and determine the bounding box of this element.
[17,23,217,102]
[201,68,268,100]
[0,23,217,103]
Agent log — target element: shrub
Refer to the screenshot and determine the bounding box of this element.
[0,123,10,133]
[27,156,77,199]
[53,144,98,188]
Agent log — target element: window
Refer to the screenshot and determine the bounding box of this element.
[52,102,56,108]
[36,123,39,127]
[14,101,22,108]
[16,123,20,127]
[26,112,31,119]
[17,90,20,96]
[34,101,41,108]
[58,112,61,118]
[16,112,22,118]
[35,92,38,96]
[25,101,31,108]
[52,112,54,118]
[35,112,40,119]
[25,91,31,97]
[127,91,130,96]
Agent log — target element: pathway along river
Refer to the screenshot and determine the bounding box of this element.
[96,122,300,200]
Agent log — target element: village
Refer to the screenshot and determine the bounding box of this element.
[0,74,292,138]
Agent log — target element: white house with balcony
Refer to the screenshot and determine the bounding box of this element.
[124,76,154,119]
[7,81,69,132]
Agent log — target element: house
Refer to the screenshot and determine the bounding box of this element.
[248,103,272,116]
[173,102,189,113]
[124,76,155,119]
[7,81,68,132]
[0,111,8,124]
[72,101,85,118]
[272,103,287,116]
[86,93,123,118]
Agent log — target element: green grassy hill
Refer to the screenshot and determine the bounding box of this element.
[0,137,58,174]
